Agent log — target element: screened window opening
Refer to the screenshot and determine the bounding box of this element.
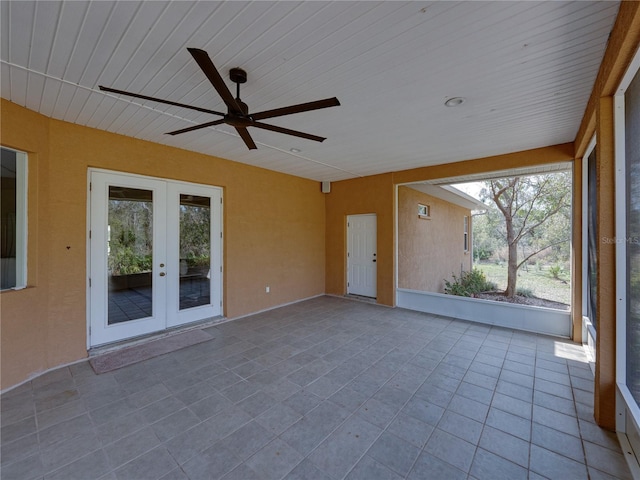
[587,147,598,331]
[625,65,640,407]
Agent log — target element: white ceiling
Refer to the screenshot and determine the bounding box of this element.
[1,1,619,182]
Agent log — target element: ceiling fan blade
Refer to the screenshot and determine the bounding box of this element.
[235,127,257,150]
[166,119,226,136]
[251,121,326,142]
[187,48,242,113]
[99,85,225,117]
[251,97,340,121]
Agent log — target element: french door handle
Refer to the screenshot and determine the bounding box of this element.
[159,272,166,277]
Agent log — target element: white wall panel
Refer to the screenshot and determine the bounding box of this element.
[397,289,572,338]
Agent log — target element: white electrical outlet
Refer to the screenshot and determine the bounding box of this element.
[266,286,270,293]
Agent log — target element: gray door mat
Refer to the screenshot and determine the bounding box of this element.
[89,329,213,374]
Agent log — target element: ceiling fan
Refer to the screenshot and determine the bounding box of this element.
[99,48,340,150]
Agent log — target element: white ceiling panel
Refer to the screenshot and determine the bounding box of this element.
[1,0,620,182]
[28,2,61,73]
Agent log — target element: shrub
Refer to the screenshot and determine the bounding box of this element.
[517,287,534,298]
[443,277,470,296]
[549,264,562,279]
[185,254,210,267]
[444,268,495,297]
[475,247,493,261]
[109,248,152,275]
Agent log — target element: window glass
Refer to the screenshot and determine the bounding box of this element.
[626,67,640,406]
[107,186,153,324]
[179,194,211,310]
[418,204,430,218]
[464,216,469,252]
[1,147,27,290]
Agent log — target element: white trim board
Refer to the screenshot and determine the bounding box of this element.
[397,288,571,337]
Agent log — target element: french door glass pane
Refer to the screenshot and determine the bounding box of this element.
[107,186,153,324]
[179,194,210,310]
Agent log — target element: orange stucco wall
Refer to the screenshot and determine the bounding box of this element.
[2,98,574,391]
[393,144,575,185]
[0,99,326,390]
[398,186,472,293]
[324,146,575,310]
[1,102,53,391]
[325,173,395,306]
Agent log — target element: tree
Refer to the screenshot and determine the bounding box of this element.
[483,172,571,297]
[108,198,153,275]
[179,201,211,265]
[470,206,505,261]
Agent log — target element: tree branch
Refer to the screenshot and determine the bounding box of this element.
[515,196,569,243]
[515,177,551,238]
[516,238,569,269]
[491,179,517,218]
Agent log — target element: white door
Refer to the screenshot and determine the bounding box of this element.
[347,214,377,298]
[89,171,222,346]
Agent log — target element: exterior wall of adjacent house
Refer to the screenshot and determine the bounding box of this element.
[0,99,326,390]
[397,186,472,293]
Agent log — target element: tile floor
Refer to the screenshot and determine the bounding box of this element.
[0,296,633,480]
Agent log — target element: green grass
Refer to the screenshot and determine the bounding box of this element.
[473,261,570,305]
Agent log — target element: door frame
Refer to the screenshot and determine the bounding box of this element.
[346,213,377,298]
[87,168,223,348]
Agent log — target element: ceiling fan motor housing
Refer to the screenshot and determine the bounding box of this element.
[229,68,247,84]
[228,67,250,116]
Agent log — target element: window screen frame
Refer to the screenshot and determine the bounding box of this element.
[1,146,28,291]
[614,46,640,431]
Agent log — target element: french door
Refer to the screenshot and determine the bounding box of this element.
[89,171,222,346]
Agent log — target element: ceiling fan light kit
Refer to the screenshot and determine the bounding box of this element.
[99,48,340,150]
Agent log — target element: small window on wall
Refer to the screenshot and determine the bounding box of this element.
[418,204,431,219]
[464,216,469,252]
[1,147,27,290]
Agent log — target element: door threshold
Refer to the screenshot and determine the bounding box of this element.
[345,294,377,304]
[89,316,225,356]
